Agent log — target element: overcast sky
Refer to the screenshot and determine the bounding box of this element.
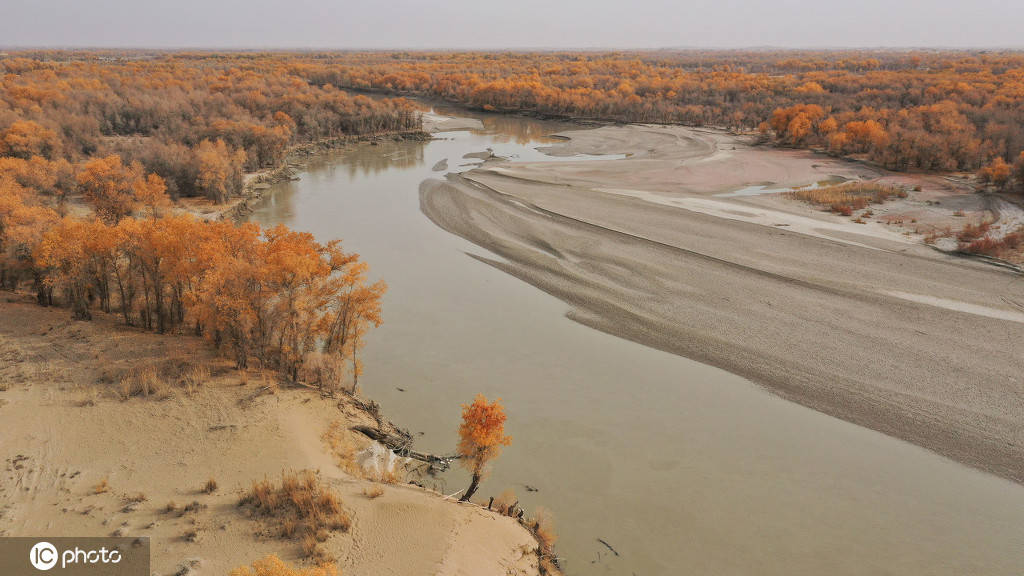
[2,0,1021,49]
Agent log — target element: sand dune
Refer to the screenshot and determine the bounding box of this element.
[0,299,540,576]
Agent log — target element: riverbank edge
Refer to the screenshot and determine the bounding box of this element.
[221,129,433,222]
[192,122,563,574]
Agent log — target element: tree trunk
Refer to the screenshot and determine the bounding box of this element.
[460,472,481,502]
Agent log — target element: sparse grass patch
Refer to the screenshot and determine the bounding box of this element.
[125,492,147,503]
[202,477,218,494]
[182,363,209,397]
[924,226,954,244]
[116,365,168,400]
[238,470,350,562]
[164,501,177,514]
[790,182,907,217]
[230,554,339,576]
[93,478,110,494]
[181,500,206,515]
[362,486,384,499]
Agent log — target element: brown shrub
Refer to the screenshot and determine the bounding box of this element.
[230,554,339,576]
[792,182,906,215]
[830,203,853,216]
[957,220,992,243]
[182,363,209,397]
[362,486,384,499]
[960,230,1022,257]
[529,506,558,556]
[117,365,167,400]
[238,470,350,561]
[93,478,110,494]
[202,477,218,494]
[492,489,518,515]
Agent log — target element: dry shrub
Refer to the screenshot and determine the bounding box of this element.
[961,229,1022,257]
[301,353,345,396]
[924,225,954,243]
[529,506,558,555]
[164,501,177,513]
[117,365,167,400]
[202,477,218,494]
[791,182,906,216]
[93,478,109,494]
[125,492,147,503]
[362,486,385,499]
[238,470,350,561]
[182,363,209,397]
[322,421,364,475]
[957,220,992,243]
[492,489,517,515]
[830,203,853,216]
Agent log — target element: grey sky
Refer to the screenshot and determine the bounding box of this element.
[2,0,1021,49]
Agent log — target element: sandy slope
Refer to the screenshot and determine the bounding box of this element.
[0,298,540,576]
[420,124,1024,484]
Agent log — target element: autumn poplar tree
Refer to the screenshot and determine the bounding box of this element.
[77,155,165,224]
[457,394,512,502]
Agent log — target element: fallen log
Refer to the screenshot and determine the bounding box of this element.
[352,425,460,471]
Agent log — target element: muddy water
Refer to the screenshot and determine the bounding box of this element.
[248,110,1024,576]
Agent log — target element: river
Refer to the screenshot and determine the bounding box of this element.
[248,108,1024,576]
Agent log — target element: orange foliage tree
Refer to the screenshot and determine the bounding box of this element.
[77,155,167,223]
[457,394,512,502]
[979,157,1012,189]
[195,139,246,203]
[30,207,386,384]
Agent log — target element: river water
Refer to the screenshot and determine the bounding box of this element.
[248,109,1024,576]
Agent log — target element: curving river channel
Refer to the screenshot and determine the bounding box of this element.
[248,107,1024,576]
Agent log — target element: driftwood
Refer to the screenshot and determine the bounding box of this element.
[597,538,620,557]
[352,425,459,471]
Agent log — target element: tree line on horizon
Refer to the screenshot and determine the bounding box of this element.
[308,49,1024,189]
[0,52,422,204]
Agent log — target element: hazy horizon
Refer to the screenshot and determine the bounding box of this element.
[2,0,1023,50]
